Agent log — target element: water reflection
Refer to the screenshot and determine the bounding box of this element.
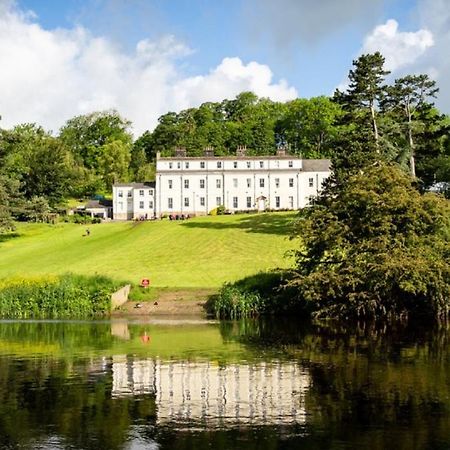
[112,356,309,426]
[0,319,448,450]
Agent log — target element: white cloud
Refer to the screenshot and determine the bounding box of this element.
[0,3,297,136]
[361,19,434,72]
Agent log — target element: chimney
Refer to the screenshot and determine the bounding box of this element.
[236,145,247,157]
[204,146,214,157]
[175,147,186,157]
[276,145,287,156]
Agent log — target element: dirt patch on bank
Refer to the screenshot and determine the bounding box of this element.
[112,289,216,317]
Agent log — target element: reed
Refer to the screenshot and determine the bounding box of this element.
[0,274,125,319]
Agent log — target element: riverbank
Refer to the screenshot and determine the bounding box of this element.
[113,288,214,317]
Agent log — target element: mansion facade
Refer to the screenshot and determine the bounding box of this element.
[112,147,331,220]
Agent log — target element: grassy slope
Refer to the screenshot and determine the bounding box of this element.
[0,213,297,288]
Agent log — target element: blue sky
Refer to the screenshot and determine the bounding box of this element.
[1,0,448,135]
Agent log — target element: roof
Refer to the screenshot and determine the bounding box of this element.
[302,159,331,172]
[85,199,112,209]
[113,181,156,188]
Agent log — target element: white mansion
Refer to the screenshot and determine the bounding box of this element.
[113,147,331,220]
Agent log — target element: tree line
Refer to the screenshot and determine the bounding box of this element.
[1,52,449,232]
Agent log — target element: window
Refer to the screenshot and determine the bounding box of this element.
[246,196,252,208]
[246,161,251,168]
[216,196,221,206]
[233,161,238,168]
[288,160,293,168]
[246,178,251,188]
[118,201,123,210]
[184,197,189,207]
[184,179,189,189]
[275,178,280,188]
[139,201,144,209]
[127,191,132,197]
[139,189,144,196]
[177,162,181,169]
[233,178,238,188]
[200,161,205,169]
[149,189,154,196]
[168,198,173,209]
[118,190,123,198]
[200,179,205,189]
[217,161,222,169]
[259,161,264,168]
[185,162,189,169]
[200,197,205,206]
[276,161,280,168]
[289,196,294,209]
[233,197,238,208]
[149,201,153,209]
[275,196,280,208]
[259,178,265,188]
[289,178,294,187]
[168,179,173,189]
[309,177,314,187]
[216,179,221,189]
[169,162,173,169]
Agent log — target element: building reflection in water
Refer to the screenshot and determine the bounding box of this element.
[112,356,309,426]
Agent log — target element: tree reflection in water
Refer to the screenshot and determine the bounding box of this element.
[0,319,448,449]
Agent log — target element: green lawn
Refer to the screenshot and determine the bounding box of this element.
[0,213,298,288]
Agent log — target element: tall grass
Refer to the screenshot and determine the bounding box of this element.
[0,274,125,319]
[211,270,303,319]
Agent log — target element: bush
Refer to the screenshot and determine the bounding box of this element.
[291,163,450,321]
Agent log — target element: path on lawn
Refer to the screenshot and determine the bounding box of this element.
[112,288,215,317]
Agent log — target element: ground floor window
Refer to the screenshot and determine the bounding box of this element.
[184,197,189,207]
[275,196,280,208]
[139,201,144,209]
[200,197,205,206]
[289,196,294,208]
[246,196,252,208]
[216,196,221,206]
[233,197,238,208]
[149,201,153,209]
[168,198,173,209]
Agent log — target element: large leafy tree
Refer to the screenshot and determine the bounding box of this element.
[290,162,450,320]
[59,110,131,167]
[277,97,342,157]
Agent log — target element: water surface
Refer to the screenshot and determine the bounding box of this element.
[0,319,449,449]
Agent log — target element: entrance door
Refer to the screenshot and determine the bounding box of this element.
[258,197,266,212]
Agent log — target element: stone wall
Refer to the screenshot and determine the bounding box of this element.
[111,284,131,310]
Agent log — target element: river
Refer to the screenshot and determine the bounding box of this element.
[0,318,448,449]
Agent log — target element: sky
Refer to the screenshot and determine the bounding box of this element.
[0,0,449,136]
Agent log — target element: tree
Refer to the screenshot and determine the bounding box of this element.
[335,52,390,151]
[277,97,342,157]
[98,140,131,188]
[382,75,439,177]
[290,162,450,320]
[59,110,132,170]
